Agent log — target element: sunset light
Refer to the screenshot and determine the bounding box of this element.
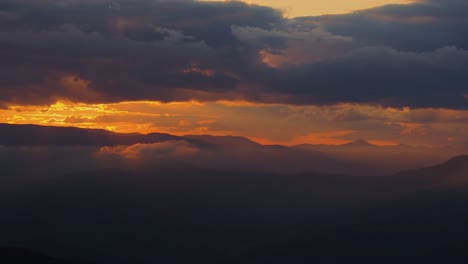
[0,0,467,263]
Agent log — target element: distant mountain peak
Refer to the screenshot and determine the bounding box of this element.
[343,140,375,147]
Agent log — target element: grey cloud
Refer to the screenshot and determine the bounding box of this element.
[301,0,468,51]
[0,0,467,109]
[232,25,354,64]
[267,46,468,109]
[0,0,283,104]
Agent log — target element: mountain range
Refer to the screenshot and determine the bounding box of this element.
[0,123,461,175]
[0,123,467,263]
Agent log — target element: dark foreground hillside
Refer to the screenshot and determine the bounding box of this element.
[0,248,88,264]
[1,156,467,263]
[230,185,468,264]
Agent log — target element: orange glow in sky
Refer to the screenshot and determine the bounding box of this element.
[204,0,414,17]
[2,100,467,147]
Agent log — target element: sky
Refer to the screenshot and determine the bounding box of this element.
[207,0,414,17]
[0,0,467,147]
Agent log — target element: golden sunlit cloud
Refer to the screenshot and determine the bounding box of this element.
[203,0,414,17]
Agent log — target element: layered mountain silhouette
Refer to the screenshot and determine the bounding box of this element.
[0,144,467,264]
[295,139,458,175]
[0,123,461,175]
[1,123,467,263]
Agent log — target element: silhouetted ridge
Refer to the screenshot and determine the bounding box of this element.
[0,123,180,146]
[420,155,468,173]
[0,123,266,148]
[394,154,468,185]
[444,155,468,166]
[184,134,260,148]
[294,139,379,149]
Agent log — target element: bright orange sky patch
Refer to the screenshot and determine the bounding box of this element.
[203,0,414,17]
[1,100,467,147]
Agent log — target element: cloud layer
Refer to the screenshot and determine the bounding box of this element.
[0,0,467,108]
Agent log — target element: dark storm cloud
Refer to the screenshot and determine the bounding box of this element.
[268,46,468,108]
[0,0,283,105]
[0,0,467,108]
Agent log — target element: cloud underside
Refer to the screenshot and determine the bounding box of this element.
[0,0,467,109]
